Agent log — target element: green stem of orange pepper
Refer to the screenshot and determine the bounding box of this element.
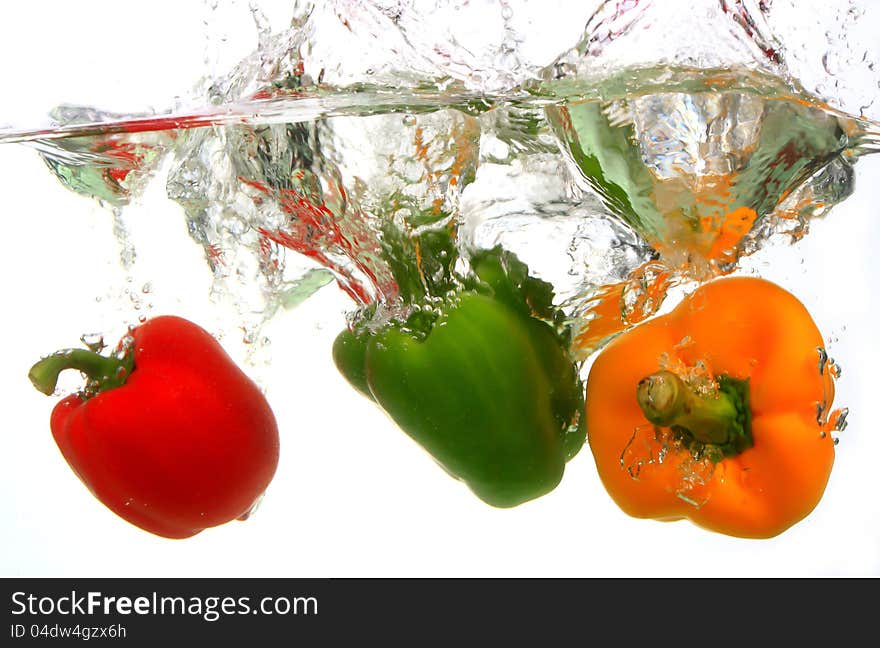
[637,370,735,443]
[637,370,753,459]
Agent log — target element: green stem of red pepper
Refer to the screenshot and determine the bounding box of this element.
[28,348,134,396]
[28,315,280,539]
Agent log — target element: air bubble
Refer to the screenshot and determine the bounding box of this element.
[80,333,105,352]
[829,361,842,379]
[833,408,849,432]
[817,347,829,374]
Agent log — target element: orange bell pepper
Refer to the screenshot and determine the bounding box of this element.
[584,276,838,539]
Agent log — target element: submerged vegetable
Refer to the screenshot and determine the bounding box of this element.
[334,246,585,508]
[584,276,836,539]
[29,316,280,539]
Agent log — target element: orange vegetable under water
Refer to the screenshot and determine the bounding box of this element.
[584,276,837,539]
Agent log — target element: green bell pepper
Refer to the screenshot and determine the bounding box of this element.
[333,243,586,508]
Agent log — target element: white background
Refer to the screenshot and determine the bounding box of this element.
[1,1,879,578]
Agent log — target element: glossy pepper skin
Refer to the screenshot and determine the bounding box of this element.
[585,276,836,539]
[29,316,280,539]
[333,248,586,508]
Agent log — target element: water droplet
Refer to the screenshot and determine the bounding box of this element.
[620,424,666,480]
[816,401,827,425]
[817,347,829,375]
[673,335,693,350]
[822,52,838,75]
[829,361,842,379]
[833,408,849,432]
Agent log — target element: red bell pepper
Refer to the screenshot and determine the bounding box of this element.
[28,315,280,539]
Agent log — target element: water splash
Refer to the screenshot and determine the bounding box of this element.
[3,0,878,371]
[620,422,715,508]
[621,423,666,480]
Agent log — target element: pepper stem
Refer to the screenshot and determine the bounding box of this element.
[28,348,132,396]
[637,370,751,453]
